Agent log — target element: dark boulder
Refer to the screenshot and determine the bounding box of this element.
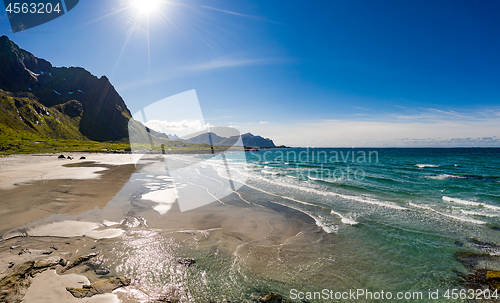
[177,258,195,267]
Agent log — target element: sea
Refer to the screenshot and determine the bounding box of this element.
[87,148,500,302]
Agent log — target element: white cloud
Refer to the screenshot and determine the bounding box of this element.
[241,109,500,147]
[259,121,269,124]
[144,119,206,134]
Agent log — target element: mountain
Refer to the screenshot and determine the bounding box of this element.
[0,89,85,141]
[0,35,131,142]
[167,134,180,141]
[240,133,276,148]
[184,132,276,148]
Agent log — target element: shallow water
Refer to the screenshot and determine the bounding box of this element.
[10,149,500,302]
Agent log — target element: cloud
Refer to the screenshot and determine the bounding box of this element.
[144,119,206,134]
[259,121,268,124]
[242,108,500,147]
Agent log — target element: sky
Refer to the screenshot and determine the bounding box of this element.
[1,0,499,147]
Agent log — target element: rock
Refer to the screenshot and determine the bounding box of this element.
[59,259,68,267]
[0,261,35,303]
[62,253,99,273]
[177,258,195,267]
[150,286,180,303]
[454,251,498,269]
[487,270,500,280]
[58,154,65,159]
[86,259,103,269]
[18,248,30,255]
[49,246,58,250]
[254,292,292,303]
[7,262,14,268]
[42,251,53,255]
[463,269,500,290]
[33,258,62,269]
[66,277,131,298]
[67,156,73,160]
[152,296,179,303]
[9,245,19,250]
[80,156,86,160]
[95,268,110,275]
[468,238,500,255]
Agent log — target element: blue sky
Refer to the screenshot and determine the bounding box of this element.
[1,0,499,146]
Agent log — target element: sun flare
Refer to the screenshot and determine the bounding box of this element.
[131,0,160,15]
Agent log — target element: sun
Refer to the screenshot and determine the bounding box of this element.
[130,0,160,15]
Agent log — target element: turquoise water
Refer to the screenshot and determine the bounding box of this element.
[89,148,500,302]
[226,148,500,299]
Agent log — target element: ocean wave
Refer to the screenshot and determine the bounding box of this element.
[261,169,279,175]
[205,165,340,234]
[416,164,440,168]
[331,210,358,225]
[212,158,407,210]
[409,202,486,225]
[249,173,407,210]
[460,210,500,218]
[442,196,500,211]
[308,176,343,183]
[428,174,466,180]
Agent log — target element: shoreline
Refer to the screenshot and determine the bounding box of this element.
[0,153,322,302]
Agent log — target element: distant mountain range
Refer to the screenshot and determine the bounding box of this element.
[0,36,281,149]
[183,132,276,148]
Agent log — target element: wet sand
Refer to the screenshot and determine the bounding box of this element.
[0,158,138,236]
[0,153,320,302]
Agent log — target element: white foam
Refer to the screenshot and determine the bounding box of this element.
[429,174,466,180]
[409,202,486,225]
[460,210,500,218]
[416,164,440,168]
[331,210,358,225]
[223,164,407,210]
[261,169,278,175]
[442,196,500,211]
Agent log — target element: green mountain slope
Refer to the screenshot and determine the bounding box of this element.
[0,89,84,140]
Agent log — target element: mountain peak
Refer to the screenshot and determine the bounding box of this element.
[0,36,132,142]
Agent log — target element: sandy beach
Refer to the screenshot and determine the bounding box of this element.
[0,153,321,302]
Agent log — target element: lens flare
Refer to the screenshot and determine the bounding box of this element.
[131,0,160,15]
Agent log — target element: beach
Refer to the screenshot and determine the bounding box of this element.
[0,153,324,302]
[1,149,499,302]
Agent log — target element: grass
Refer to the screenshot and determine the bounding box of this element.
[0,135,242,155]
